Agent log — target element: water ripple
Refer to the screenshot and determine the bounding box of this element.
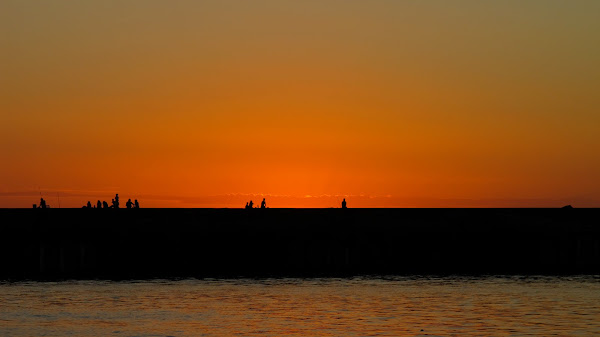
[0,276,599,336]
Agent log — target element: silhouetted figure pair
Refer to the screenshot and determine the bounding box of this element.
[39,198,47,209]
[112,194,120,209]
[341,198,347,209]
[245,199,267,209]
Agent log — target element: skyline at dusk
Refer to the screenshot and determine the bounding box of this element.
[2,1,600,208]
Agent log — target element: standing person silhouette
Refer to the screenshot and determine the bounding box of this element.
[126,199,133,209]
[113,194,120,209]
[134,199,140,208]
[261,198,266,209]
[341,198,347,209]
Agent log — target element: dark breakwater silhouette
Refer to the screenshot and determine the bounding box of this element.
[0,208,598,279]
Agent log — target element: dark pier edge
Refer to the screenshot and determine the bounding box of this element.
[1,208,599,280]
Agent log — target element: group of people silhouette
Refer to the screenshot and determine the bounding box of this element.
[83,194,140,209]
[245,198,267,209]
[244,198,348,209]
[35,195,347,209]
[33,194,140,209]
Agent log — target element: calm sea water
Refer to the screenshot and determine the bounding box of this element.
[1,276,599,336]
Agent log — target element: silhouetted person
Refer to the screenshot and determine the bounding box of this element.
[40,198,47,209]
[341,198,347,209]
[103,201,109,209]
[261,198,266,209]
[114,194,120,208]
[249,200,254,208]
[134,199,139,208]
[110,199,115,208]
[97,200,102,209]
[245,202,249,209]
[87,201,92,208]
[126,199,133,209]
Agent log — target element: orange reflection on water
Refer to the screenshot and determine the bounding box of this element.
[1,278,600,336]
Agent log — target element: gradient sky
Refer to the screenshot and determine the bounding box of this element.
[1,1,599,208]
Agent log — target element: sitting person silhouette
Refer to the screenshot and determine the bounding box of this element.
[97,200,102,209]
[245,202,249,209]
[126,199,133,209]
[87,201,92,208]
[261,198,266,209]
[249,200,254,208]
[134,199,140,208]
[103,201,109,208]
[341,198,347,209]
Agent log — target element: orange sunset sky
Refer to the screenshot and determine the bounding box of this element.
[1,1,599,208]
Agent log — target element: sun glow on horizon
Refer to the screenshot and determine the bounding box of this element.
[1,1,600,208]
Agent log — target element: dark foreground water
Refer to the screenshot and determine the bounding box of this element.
[1,277,599,336]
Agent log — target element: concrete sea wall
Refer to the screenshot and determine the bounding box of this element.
[0,208,599,279]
